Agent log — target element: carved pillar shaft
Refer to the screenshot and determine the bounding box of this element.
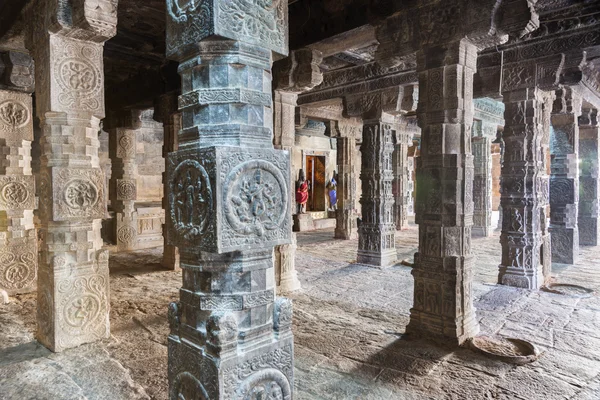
[579,107,600,245]
[357,118,396,267]
[498,88,553,289]
[472,135,493,237]
[392,131,411,230]
[165,2,294,398]
[273,90,300,294]
[335,135,358,239]
[0,84,37,296]
[408,40,479,345]
[31,33,112,351]
[549,88,581,264]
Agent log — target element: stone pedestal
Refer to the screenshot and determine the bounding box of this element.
[498,88,553,289]
[579,107,600,245]
[408,41,479,345]
[549,88,581,264]
[293,213,314,232]
[165,1,294,397]
[0,73,38,296]
[275,234,301,295]
[357,118,397,267]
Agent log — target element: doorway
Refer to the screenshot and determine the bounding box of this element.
[306,155,326,212]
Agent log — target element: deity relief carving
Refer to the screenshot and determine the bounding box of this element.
[0,175,35,211]
[170,160,213,242]
[237,368,291,400]
[224,161,287,237]
[51,36,103,112]
[52,168,106,221]
[0,101,29,132]
[0,239,37,292]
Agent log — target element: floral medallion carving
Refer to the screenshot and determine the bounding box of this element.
[0,91,33,141]
[224,160,287,237]
[170,159,213,242]
[0,239,37,292]
[116,179,137,201]
[0,175,35,211]
[117,225,137,246]
[52,167,106,221]
[50,36,103,113]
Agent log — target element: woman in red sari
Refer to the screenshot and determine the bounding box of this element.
[295,169,309,214]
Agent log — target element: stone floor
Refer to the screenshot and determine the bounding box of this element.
[2,223,600,399]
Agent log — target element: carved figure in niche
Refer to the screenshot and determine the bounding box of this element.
[171,160,212,240]
[2,182,28,206]
[326,171,337,211]
[0,101,28,131]
[295,169,309,214]
[235,169,278,229]
[64,180,98,210]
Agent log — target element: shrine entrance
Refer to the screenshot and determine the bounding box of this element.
[306,155,326,212]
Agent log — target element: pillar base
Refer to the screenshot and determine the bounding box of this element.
[292,213,314,232]
[550,227,579,264]
[406,310,479,347]
[497,265,546,290]
[357,248,397,267]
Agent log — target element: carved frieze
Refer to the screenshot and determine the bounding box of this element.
[166,0,288,59]
[52,167,106,221]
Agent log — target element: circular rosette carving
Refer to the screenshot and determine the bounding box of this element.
[117,226,137,245]
[173,372,209,400]
[117,180,136,200]
[240,369,291,400]
[0,101,29,132]
[56,53,102,110]
[63,293,102,328]
[170,160,213,241]
[1,181,29,207]
[0,250,36,290]
[223,160,287,237]
[63,179,99,210]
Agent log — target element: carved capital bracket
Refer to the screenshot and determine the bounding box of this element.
[553,86,583,116]
[104,109,144,131]
[274,48,323,93]
[0,51,34,93]
[344,86,407,120]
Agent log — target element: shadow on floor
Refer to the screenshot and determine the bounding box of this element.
[0,341,51,367]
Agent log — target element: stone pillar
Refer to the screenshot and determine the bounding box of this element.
[334,119,360,240]
[154,93,180,270]
[498,88,554,289]
[549,88,581,264]
[272,49,322,294]
[407,40,479,345]
[392,128,412,231]
[579,107,600,245]
[357,117,397,266]
[472,134,493,237]
[0,51,37,296]
[107,111,141,252]
[165,2,294,399]
[26,1,116,351]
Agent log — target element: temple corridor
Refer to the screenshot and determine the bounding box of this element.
[2,224,600,399]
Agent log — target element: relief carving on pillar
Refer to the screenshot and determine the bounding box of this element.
[116,179,137,201]
[0,175,36,211]
[50,36,104,113]
[117,130,136,159]
[52,167,106,221]
[0,90,33,141]
[0,237,37,292]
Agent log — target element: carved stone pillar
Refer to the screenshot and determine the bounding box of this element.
[26,1,116,351]
[154,93,181,270]
[549,88,581,264]
[0,51,37,296]
[357,117,396,266]
[334,119,360,240]
[392,127,412,231]
[107,111,141,252]
[579,107,600,245]
[408,40,479,345]
[165,2,294,399]
[272,48,322,294]
[498,88,554,289]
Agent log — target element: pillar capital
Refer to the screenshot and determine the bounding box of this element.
[273,48,323,93]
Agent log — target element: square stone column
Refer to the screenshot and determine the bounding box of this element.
[549,88,581,264]
[0,52,38,296]
[357,117,397,267]
[472,135,493,237]
[408,40,479,345]
[498,88,554,289]
[26,0,117,351]
[154,93,181,270]
[392,129,413,231]
[165,1,294,398]
[579,107,600,245]
[334,119,361,240]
